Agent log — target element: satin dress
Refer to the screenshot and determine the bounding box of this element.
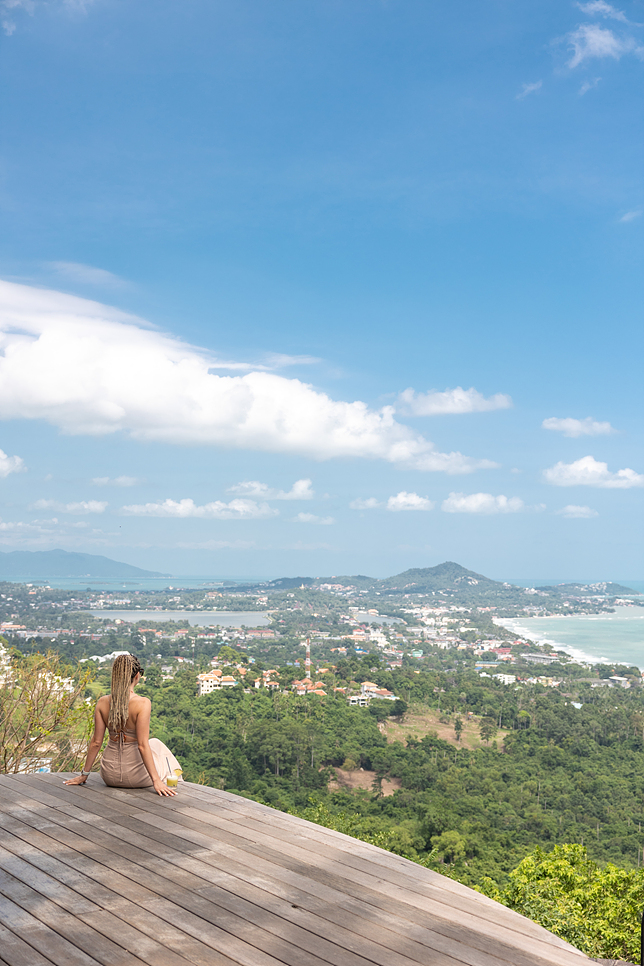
[100,727,182,788]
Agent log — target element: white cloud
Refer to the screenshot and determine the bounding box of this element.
[442,493,525,514]
[0,281,494,475]
[619,210,642,222]
[228,478,314,500]
[0,448,25,477]
[556,505,599,518]
[263,353,321,368]
[543,455,644,488]
[349,497,381,510]
[32,499,108,514]
[292,512,335,525]
[2,0,96,36]
[516,80,543,99]
[576,2,630,23]
[398,386,512,416]
[386,491,434,512]
[579,76,601,94]
[49,262,126,288]
[92,475,142,487]
[542,416,615,437]
[121,498,277,519]
[566,24,644,68]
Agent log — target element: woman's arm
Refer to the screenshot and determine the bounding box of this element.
[64,699,107,785]
[135,697,177,797]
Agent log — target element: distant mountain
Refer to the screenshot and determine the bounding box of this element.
[314,562,534,605]
[251,562,638,606]
[536,581,639,597]
[0,550,168,579]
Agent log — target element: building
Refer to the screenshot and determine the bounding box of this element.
[493,673,516,686]
[197,670,222,695]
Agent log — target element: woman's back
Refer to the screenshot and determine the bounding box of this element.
[98,692,150,740]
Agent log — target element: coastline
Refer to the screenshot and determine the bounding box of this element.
[494,606,644,669]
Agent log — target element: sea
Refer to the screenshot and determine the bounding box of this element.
[11,576,269,591]
[495,606,644,669]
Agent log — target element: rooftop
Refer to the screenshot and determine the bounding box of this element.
[0,774,590,966]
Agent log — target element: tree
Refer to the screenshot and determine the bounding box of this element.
[454,716,463,742]
[479,716,497,744]
[484,844,644,962]
[0,650,94,774]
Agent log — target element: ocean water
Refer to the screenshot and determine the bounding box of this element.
[495,606,644,668]
[79,609,270,627]
[10,575,270,591]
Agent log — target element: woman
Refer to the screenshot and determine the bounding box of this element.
[64,653,181,797]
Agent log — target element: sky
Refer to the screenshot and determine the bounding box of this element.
[0,0,642,581]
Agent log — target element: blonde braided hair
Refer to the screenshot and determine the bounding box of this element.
[108,653,143,733]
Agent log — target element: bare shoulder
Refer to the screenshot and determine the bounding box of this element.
[133,694,151,709]
[96,694,110,710]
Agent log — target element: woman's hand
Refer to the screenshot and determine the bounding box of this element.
[153,778,177,797]
[63,774,88,785]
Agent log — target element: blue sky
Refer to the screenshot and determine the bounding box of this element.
[0,0,641,580]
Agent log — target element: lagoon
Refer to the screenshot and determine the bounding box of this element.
[80,609,270,628]
[495,605,644,668]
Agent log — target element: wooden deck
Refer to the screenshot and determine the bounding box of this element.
[0,774,590,966]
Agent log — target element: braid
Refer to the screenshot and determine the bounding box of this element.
[108,654,143,732]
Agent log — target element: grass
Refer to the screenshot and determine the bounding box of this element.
[383,704,509,751]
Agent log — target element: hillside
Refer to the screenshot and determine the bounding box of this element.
[251,562,638,609]
[0,549,168,579]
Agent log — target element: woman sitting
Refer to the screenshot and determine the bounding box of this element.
[65,653,181,797]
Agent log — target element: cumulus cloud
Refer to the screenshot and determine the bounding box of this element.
[566,24,644,68]
[349,497,381,510]
[386,492,434,512]
[543,455,644,488]
[398,386,512,416]
[121,498,277,519]
[228,478,314,500]
[556,505,599,518]
[32,499,108,514]
[542,416,615,437]
[292,512,335,525]
[517,80,543,99]
[442,493,525,514]
[0,281,494,475]
[92,475,142,487]
[0,448,25,477]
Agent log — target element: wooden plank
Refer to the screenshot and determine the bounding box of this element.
[2,780,583,962]
[0,779,586,966]
[0,843,227,966]
[0,827,234,966]
[55,781,585,965]
[14,775,528,932]
[0,802,444,966]
[0,803,511,966]
[0,871,157,966]
[0,807,370,966]
[1,778,589,966]
[0,921,58,966]
[0,892,103,966]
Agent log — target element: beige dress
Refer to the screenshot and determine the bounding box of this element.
[100,727,182,788]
